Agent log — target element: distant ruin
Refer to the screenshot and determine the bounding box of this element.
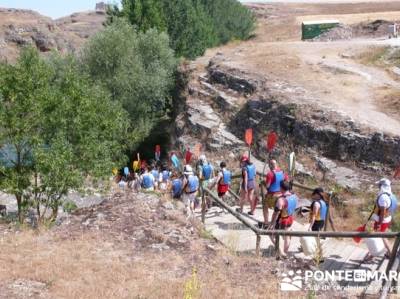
[95,2,108,13]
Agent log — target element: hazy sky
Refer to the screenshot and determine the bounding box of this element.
[0,0,102,19]
[1,0,257,19]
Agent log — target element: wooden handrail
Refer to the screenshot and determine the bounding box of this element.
[203,187,400,239]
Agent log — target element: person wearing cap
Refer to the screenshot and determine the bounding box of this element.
[368,178,396,258]
[263,159,289,227]
[197,154,214,208]
[140,166,155,191]
[268,180,298,257]
[238,155,256,215]
[209,161,232,199]
[309,187,328,231]
[182,165,200,217]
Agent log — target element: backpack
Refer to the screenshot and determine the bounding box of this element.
[187,175,199,193]
[172,179,183,197]
[268,170,284,193]
[151,170,159,180]
[162,170,170,182]
[378,192,398,215]
[222,170,231,185]
[202,164,213,180]
[285,194,298,216]
[245,164,256,180]
[142,174,154,189]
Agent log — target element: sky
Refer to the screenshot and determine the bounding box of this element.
[0,0,266,19]
[0,0,103,19]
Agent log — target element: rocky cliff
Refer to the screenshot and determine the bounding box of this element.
[0,8,106,61]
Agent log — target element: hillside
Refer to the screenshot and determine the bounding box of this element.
[0,8,106,61]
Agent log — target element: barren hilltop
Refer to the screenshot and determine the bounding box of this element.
[0,7,106,61]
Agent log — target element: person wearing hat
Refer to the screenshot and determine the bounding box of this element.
[197,154,214,208]
[309,187,328,232]
[369,178,397,258]
[182,165,200,217]
[238,155,256,214]
[263,159,289,226]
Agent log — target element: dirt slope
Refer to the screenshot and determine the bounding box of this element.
[0,8,105,61]
[0,190,281,299]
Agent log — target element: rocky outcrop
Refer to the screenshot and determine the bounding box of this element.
[0,8,105,61]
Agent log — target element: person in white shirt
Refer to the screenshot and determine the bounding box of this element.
[368,178,395,259]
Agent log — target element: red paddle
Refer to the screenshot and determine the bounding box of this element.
[245,128,253,146]
[266,131,278,153]
[185,148,193,164]
[394,164,400,179]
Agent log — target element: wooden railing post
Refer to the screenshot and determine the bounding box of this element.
[201,185,206,224]
[275,234,280,259]
[256,234,261,257]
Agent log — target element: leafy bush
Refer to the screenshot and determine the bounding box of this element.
[0,47,129,222]
[107,0,255,59]
[63,201,78,213]
[81,19,177,146]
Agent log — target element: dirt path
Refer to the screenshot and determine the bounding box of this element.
[199,2,400,135]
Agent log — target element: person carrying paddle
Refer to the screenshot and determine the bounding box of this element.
[182,165,200,217]
[308,187,328,231]
[209,161,231,199]
[263,159,289,226]
[197,155,214,207]
[268,181,298,256]
[140,166,155,191]
[170,171,184,199]
[238,155,256,215]
[365,178,398,260]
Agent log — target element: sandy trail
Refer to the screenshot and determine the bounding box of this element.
[200,3,400,135]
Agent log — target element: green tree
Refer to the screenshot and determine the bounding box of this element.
[161,0,217,59]
[0,48,129,223]
[81,19,176,146]
[107,0,255,59]
[200,0,256,44]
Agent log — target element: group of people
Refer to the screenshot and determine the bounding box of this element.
[115,155,233,218]
[115,152,398,259]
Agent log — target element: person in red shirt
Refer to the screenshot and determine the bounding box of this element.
[263,159,289,226]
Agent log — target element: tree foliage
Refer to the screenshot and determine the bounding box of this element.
[81,20,176,145]
[107,0,255,59]
[0,48,129,222]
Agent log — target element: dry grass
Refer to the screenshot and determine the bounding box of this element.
[356,46,389,66]
[0,189,283,299]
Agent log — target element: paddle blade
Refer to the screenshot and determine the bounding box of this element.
[193,143,202,159]
[132,161,140,171]
[289,152,296,176]
[353,224,366,243]
[266,131,278,152]
[394,165,400,179]
[155,145,161,161]
[185,149,193,164]
[171,154,180,169]
[245,128,253,146]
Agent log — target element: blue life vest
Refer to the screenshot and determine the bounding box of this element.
[245,164,256,181]
[124,167,129,176]
[202,164,213,180]
[142,174,154,189]
[151,170,159,180]
[313,199,327,221]
[378,192,398,215]
[285,194,298,217]
[162,170,170,182]
[268,170,284,193]
[222,170,231,185]
[172,179,183,197]
[187,175,199,193]
[390,194,398,215]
